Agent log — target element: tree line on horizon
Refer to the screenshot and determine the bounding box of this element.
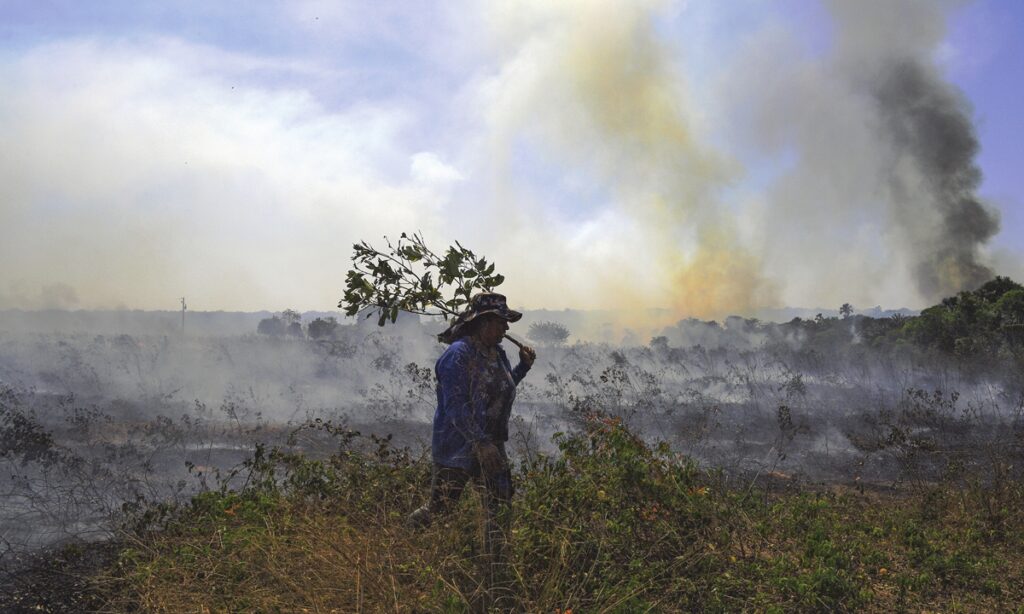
[258,272,1024,371]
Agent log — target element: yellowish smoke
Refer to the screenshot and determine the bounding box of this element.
[488,0,776,324]
[668,226,776,320]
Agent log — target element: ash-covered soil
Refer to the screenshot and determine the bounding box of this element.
[1,319,1022,607]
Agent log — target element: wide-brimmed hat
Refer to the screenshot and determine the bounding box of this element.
[437,292,522,344]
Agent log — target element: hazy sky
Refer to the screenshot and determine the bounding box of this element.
[1,0,1021,317]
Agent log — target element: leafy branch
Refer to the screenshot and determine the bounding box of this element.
[339,232,506,326]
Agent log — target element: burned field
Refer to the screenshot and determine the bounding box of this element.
[1,279,1023,610]
[2,301,1022,548]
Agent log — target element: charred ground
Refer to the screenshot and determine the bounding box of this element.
[1,277,1023,611]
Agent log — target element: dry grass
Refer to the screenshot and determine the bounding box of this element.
[101,479,508,611]
[90,421,1024,613]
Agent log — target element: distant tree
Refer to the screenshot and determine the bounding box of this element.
[904,305,957,352]
[995,288,1024,317]
[257,316,286,337]
[528,321,570,346]
[649,336,669,352]
[340,231,506,327]
[281,309,302,326]
[974,276,1023,303]
[286,321,305,338]
[840,303,854,319]
[997,290,1024,348]
[308,316,339,340]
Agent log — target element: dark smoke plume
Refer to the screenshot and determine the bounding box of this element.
[830,0,1000,301]
[875,59,999,298]
[726,0,1003,308]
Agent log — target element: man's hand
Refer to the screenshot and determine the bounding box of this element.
[474,441,506,476]
[519,344,537,368]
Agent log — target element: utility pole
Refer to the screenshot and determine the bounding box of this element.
[181,297,187,335]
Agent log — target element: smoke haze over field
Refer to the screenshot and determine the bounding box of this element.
[0,0,1019,321]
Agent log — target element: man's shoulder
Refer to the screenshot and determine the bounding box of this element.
[438,339,472,363]
[447,338,472,354]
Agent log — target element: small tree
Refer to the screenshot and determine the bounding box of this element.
[257,316,286,337]
[282,309,302,326]
[528,321,570,346]
[340,232,506,327]
[839,303,854,319]
[308,316,339,340]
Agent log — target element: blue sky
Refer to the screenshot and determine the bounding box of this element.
[0,0,1021,317]
[947,0,1024,250]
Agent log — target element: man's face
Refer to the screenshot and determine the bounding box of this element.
[478,315,509,347]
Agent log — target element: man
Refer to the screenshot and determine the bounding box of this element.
[407,292,536,594]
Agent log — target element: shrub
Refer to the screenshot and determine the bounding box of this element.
[528,321,571,346]
[256,316,285,336]
[307,316,339,339]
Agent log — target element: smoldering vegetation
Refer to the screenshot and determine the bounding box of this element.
[0,320,440,555]
[3,293,1023,583]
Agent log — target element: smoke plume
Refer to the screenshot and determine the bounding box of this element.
[726,0,998,307]
[834,0,1000,299]
[873,60,998,298]
[477,0,776,321]
[474,0,1002,320]
[0,1,1009,317]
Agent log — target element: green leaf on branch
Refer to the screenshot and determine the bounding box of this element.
[339,232,510,329]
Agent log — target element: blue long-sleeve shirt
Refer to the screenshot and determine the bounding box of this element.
[432,338,531,470]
